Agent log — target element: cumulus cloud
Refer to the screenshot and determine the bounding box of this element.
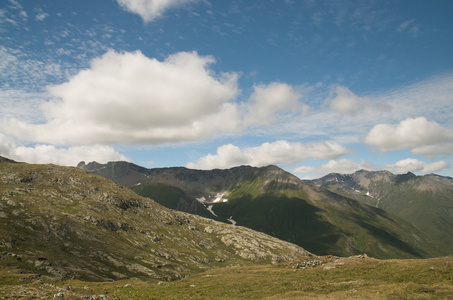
[0,134,128,166]
[1,50,241,145]
[364,117,453,155]
[293,158,450,176]
[186,140,350,170]
[293,158,371,175]
[384,158,450,174]
[117,0,199,22]
[279,74,453,144]
[328,86,390,114]
[411,143,453,158]
[245,82,309,126]
[1,50,313,148]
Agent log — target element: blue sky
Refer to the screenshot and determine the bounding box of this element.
[1,0,452,178]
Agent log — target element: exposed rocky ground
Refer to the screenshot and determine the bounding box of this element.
[0,157,311,283]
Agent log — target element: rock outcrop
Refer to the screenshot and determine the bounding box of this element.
[0,157,311,281]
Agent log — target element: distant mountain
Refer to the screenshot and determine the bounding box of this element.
[306,170,453,254]
[0,157,311,281]
[79,161,442,259]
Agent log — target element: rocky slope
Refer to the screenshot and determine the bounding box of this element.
[0,157,311,282]
[307,170,453,254]
[79,161,441,259]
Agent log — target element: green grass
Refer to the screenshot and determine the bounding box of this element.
[214,193,343,255]
[1,256,452,299]
[131,183,183,209]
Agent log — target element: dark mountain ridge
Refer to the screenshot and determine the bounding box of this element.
[79,160,443,259]
[78,161,298,196]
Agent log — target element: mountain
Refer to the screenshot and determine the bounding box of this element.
[0,157,311,282]
[78,161,442,259]
[306,170,453,254]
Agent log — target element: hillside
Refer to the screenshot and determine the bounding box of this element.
[0,157,311,282]
[79,161,441,259]
[307,170,453,254]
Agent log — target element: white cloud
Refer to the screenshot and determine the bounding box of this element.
[411,143,453,158]
[0,46,72,93]
[328,86,369,114]
[186,140,350,170]
[1,50,314,148]
[117,0,199,22]
[293,158,450,176]
[1,50,241,145]
[245,82,309,126]
[293,159,370,175]
[0,134,128,166]
[34,8,49,21]
[364,117,453,154]
[35,12,48,21]
[276,73,453,144]
[327,86,390,114]
[384,158,450,174]
[0,89,49,124]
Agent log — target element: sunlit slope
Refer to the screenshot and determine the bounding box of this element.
[0,157,310,282]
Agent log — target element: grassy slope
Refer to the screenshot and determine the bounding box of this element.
[211,178,438,259]
[126,168,439,259]
[317,174,453,255]
[1,256,452,299]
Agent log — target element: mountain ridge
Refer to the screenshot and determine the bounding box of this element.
[306,169,453,254]
[78,160,443,259]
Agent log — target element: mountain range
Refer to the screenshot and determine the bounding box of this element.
[78,160,448,259]
[306,170,453,255]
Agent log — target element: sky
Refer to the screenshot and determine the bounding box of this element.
[1,0,452,179]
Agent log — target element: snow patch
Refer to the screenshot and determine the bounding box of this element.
[213,193,228,203]
[196,197,206,203]
[197,193,228,217]
[227,216,237,225]
[207,205,218,217]
[366,191,374,198]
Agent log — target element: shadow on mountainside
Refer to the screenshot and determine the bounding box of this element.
[214,194,343,256]
[354,217,425,258]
